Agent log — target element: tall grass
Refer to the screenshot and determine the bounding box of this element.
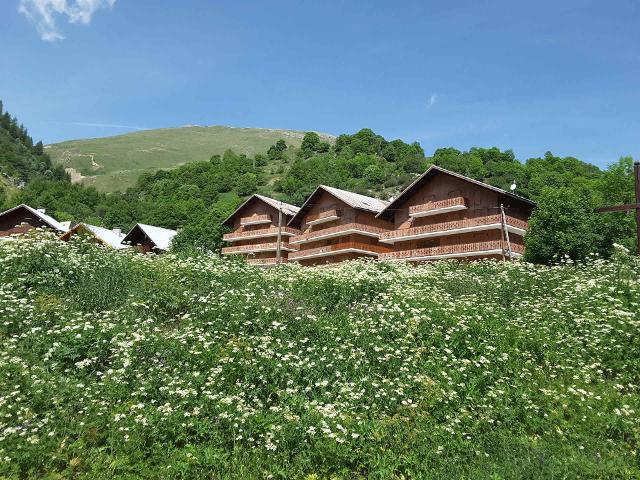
[0,233,638,479]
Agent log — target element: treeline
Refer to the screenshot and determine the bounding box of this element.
[0,100,67,196]
[0,100,637,263]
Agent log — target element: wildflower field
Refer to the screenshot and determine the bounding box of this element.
[1,235,639,479]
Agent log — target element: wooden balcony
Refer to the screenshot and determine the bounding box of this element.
[380,214,528,244]
[240,214,272,226]
[380,240,525,261]
[223,226,299,242]
[409,196,467,218]
[306,209,341,226]
[221,242,296,255]
[289,241,389,261]
[291,222,389,245]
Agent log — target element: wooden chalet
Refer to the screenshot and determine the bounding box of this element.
[0,204,67,239]
[287,185,393,266]
[60,223,129,249]
[121,223,177,253]
[376,165,536,262]
[221,194,300,266]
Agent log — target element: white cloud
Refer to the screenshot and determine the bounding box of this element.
[18,0,116,41]
[428,94,437,107]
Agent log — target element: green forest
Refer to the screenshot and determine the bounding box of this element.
[0,100,637,263]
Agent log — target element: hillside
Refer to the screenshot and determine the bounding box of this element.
[46,126,335,192]
[1,234,639,478]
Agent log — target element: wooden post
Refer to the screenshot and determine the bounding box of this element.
[276,201,283,265]
[500,204,513,261]
[596,161,640,256]
[635,162,640,256]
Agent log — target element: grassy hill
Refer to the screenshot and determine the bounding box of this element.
[46,126,335,192]
[1,234,639,478]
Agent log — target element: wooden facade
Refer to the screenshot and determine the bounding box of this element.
[376,166,535,262]
[287,186,393,266]
[221,195,300,266]
[0,204,66,238]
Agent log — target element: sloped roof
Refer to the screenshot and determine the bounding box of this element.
[377,165,537,220]
[222,194,300,227]
[288,185,389,227]
[0,204,68,232]
[122,223,177,251]
[61,223,129,249]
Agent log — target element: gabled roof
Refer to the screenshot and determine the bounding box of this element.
[60,223,129,249]
[376,165,537,220]
[222,194,300,227]
[121,223,177,251]
[0,204,68,232]
[288,185,389,227]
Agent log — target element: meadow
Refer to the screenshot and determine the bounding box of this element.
[0,233,638,479]
[46,126,334,192]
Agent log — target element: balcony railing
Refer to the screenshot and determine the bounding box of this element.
[221,242,296,255]
[380,214,528,244]
[409,196,466,218]
[291,222,389,245]
[380,241,524,261]
[289,241,389,261]
[240,214,272,226]
[223,226,299,242]
[306,209,341,226]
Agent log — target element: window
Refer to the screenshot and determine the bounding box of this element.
[416,238,440,249]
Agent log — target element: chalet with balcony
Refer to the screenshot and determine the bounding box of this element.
[376,166,536,262]
[221,194,300,266]
[287,185,393,266]
[0,204,67,239]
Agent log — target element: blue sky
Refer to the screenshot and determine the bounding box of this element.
[2,0,639,167]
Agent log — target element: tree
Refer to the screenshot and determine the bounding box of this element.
[267,140,287,161]
[300,132,321,158]
[524,186,603,264]
[364,164,385,186]
[235,172,257,196]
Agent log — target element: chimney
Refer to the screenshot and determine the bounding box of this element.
[36,208,46,214]
[112,228,122,236]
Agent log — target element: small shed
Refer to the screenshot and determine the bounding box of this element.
[60,223,129,249]
[121,223,177,253]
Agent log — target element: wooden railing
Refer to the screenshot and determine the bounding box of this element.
[381,214,528,241]
[409,196,466,216]
[292,222,389,244]
[380,241,525,260]
[289,241,389,260]
[306,209,341,224]
[221,242,295,255]
[223,226,299,242]
[240,214,271,226]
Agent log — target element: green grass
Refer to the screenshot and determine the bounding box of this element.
[46,126,334,192]
[1,234,639,479]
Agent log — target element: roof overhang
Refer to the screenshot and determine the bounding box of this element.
[376,165,537,220]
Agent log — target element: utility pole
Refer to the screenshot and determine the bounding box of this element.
[596,161,640,256]
[276,201,283,265]
[500,204,513,261]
